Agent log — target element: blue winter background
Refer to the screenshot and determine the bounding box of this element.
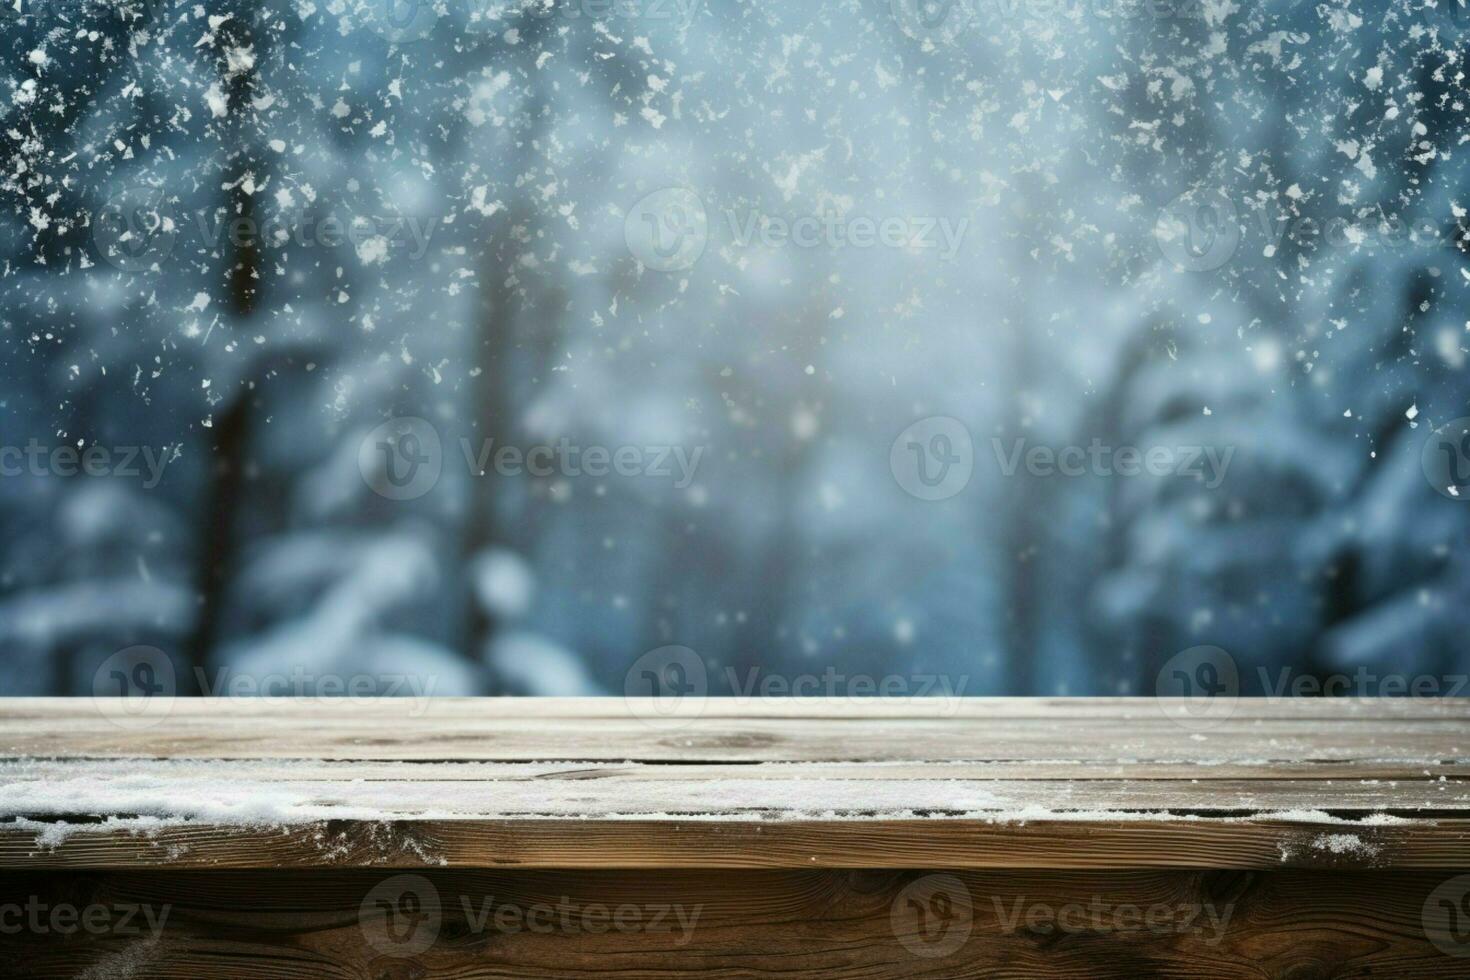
[2,0,1469,697]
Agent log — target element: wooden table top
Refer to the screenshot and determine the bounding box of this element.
[3,698,1469,871]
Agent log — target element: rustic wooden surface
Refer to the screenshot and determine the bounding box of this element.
[4,699,1469,976]
[2,868,1464,978]
[3,698,1470,870]
[5,696,1468,761]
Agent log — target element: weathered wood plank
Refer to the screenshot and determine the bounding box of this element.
[3,698,1469,870]
[6,700,1469,974]
[3,698,1468,763]
[4,816,1469,871]
[5,758,1470,818]
[2,868,1464,978]
[14,695,1470,723]
[14,756,1470,782]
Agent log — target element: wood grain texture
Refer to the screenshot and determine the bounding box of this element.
[4,696,1468,761]
[6,700,1470,976]
[6,816,1470,872]
[2,868,1465,978]
[9,758,1470,815]
[3,698,1469,870]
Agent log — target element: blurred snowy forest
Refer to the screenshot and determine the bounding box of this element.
[2,0,1469,696]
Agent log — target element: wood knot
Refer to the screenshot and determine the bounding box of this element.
[365,956,428,980]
